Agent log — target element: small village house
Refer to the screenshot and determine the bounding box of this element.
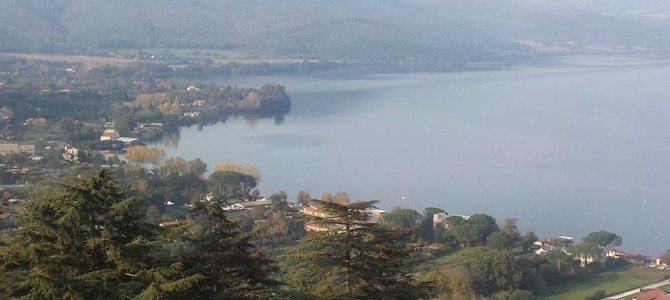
[62,146,79,161]
[532,236,574,254]
[99,129,119,141]
[231,199,273,210]
[432,212,471,229]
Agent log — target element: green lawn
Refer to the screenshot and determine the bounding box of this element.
[539,266,669,300]
[433,245,525,267]
[433,247,488,266]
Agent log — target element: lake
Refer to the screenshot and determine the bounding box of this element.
[161,56,670,257]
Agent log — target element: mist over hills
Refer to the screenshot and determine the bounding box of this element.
[1,0,669,62]
[406,0,670,51]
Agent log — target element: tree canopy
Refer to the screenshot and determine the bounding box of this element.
[379,208,421,230]
[288,200,429,299]
[177,198,279,299]
[0,170,201,299]
[125,145,166,165]
[207,171,257,199]
[659,250,670,265]
[582,231,623,248]
[487,231,513,250]
[468,213,499,241]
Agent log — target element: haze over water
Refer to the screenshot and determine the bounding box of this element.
[162,56,670,256]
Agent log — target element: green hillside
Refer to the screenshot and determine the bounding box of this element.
[0,0,521,62]
[1,0,668,62]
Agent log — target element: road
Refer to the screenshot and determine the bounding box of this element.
[604,279,670,299]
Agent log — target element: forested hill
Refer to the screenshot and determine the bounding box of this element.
[1,0,669,62]
[0,0,511,62]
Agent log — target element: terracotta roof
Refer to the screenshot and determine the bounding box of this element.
[634,289,667,300]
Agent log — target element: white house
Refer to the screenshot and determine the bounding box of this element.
[433,212,470,229]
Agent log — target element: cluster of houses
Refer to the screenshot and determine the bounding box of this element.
[99,123,162,143]
[605,248,654,265]
[532,236,576,255]
[531,235,668,270]
[161,193,389,233]
[100,128,139,144]
[182,99,206,120]
[1,129,127,166]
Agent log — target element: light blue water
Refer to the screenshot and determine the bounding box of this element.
[163,56,670,257]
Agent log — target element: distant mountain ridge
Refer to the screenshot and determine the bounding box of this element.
[1,0,668,61]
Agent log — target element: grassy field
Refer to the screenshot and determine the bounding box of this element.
[0,52,136,68]
[1,49,331,71]
[539,266,669,300]
[112,48,250,59]
[433,247,489,267]
[433,246,526,268]
[112,48,332,65]
[431,249,669,299]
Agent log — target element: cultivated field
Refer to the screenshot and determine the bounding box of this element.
[0,52,137,68]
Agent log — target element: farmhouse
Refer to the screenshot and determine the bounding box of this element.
[99,129,119,141]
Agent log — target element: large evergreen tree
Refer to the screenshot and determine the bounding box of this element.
[177,198,279,299]
[288,200,428,299]
[0,170,201,299]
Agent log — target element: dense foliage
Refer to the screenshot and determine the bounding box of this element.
[0,170,203,299]
[0,163,663,299]
[0,170,283,299]
[0,58,291,150]
[0,0,538,70]
[287,200,429,299]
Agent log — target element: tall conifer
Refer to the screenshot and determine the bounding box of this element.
[0,170,201,299]
[177,198,279,299]
[288,200,429,299]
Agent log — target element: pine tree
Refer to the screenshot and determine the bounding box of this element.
[0,169,202,299]
[288,200,429,299]
[177,198,279,299]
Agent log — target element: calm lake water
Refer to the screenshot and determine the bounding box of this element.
[161,56,670,257]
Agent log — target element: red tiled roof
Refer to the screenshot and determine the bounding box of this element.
[634,289,667,300]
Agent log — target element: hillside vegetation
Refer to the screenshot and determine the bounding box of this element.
[1,0,669,64]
